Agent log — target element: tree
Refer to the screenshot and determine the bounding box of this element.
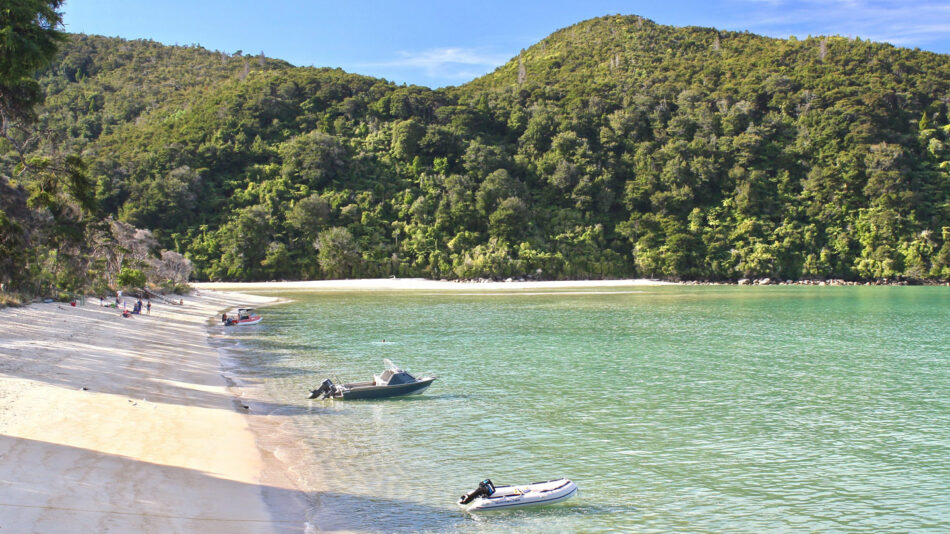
[219,205,273,280]
[476,169,522,215]
[391,118,425,160]
[1,0,70,175]
[122,165,201,229]
[287,193,330,239]
[12,15,950,284]
[152,250,193,287]
[0,0,65,124]
[116,266,146,289]
[0,1,100,295]
[315,226,361,279]
[0,183,29,288]
[488,197,529,241]
[462,139,509,179]
[279,131,347,188]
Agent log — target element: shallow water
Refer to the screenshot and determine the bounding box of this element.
[214,286,950,533]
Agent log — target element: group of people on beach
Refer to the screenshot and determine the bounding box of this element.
[129,298,150,315]
[98,290,185,314]
[104,290,151,318]
[121,299,150,318]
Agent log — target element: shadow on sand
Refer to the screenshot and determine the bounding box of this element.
[0,435,463,533]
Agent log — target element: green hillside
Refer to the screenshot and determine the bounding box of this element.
[7,15,950,288]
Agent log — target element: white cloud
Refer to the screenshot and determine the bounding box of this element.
[729,0,950,48]
[358,47,511,82]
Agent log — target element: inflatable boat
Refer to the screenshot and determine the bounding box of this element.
[458,478,577,512]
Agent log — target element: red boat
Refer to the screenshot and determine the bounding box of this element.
[223,308,262,326]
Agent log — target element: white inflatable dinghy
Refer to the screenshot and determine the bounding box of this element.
[458,478,577,511]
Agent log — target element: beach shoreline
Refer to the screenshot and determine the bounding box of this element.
[194,277,677,292]
[193,276,944,292]
[0,290,307,533]
[3,278,939,532]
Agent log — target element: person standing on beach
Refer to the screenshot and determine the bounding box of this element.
[146,301,151,315]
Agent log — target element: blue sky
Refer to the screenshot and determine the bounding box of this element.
[61,1,950,88]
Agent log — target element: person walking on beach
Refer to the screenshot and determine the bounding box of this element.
[146,301,151,315]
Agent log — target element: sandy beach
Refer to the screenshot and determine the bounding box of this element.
[0,290,306,533]
[0,278,672,533]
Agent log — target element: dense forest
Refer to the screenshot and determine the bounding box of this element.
[4,14,950,293]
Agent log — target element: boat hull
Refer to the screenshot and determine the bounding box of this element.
[463,479,578,512]
[340,377,435,400]
[229,316,262,326]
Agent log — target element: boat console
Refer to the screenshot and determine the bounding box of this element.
[375,367,417,386]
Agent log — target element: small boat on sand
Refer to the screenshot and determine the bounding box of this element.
[308,359,436,400]
[458,478,578,512]
[223,308,262,326]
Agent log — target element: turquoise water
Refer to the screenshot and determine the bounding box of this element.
[215,286,950,533]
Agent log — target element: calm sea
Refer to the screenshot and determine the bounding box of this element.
[212,286,950,533]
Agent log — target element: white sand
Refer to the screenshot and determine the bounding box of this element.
[0,291,306,533]
[195,277,675,292]
[0,278,673,532]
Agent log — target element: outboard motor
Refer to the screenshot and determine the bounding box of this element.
[308,379,335,399]
[459,479,496,505]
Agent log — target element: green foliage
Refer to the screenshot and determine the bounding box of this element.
[316,226,361,279]
[0,0,65,120]
[116,266,145,288]
[218,204,273,280]
[0,1,108,296]
[287,193,330,238]
[0,0,64,81]
[12,16,950,283]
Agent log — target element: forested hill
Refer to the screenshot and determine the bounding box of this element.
[27,16,950,281]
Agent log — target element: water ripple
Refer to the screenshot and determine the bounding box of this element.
[220,287,950,532]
